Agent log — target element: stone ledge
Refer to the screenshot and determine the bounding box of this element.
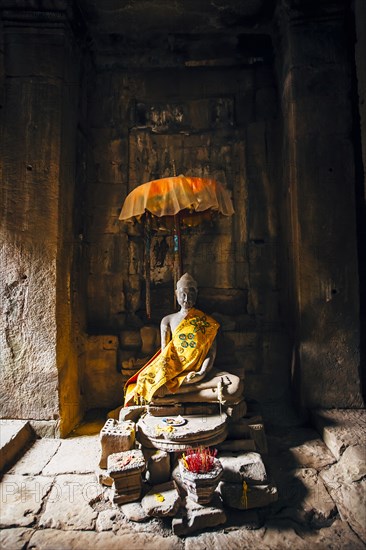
[0,420,34,473]
[311,408,366,460]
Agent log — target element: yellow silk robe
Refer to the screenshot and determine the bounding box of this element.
[124,308,219,405]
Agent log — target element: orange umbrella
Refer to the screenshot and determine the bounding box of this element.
[119,175,234,221]
[119,175,234,317]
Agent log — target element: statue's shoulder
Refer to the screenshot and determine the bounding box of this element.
[161,312,176,327]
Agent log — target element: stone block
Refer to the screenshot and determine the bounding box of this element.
[0,528,35,550]
[120,501,149,522]
[86,335,119,352]
[99,419,135,468]
[83,337,123,409]
[42,436,100,475]
[119,406,146,423]
[289,468,337,527]
[143,448,171,485]
[325,478,366,542]
[95,466,113,487]
[119,330,142,350]
[183,403,220,416]
[107,449,145,477]
[220,452,267,484]
[95,510,117,532]
[311,409,366,460]
[218,481,278,510]
[8,439,61,476]
[140,325,159,354]
[0,474,53,528]
[323,445,366,485]
[38,474,100,530]
[249,423,268,454]
[147,404,184,417]
[141,480,181,517]
[0,420,34,473]
[172,493,226,536]
[223,399,247,420]
[110,473,142,505]
[224,331,258,349]
[227,415,263,439]
[268,427,337,470]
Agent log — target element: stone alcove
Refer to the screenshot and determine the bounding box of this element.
[0,0,364,437]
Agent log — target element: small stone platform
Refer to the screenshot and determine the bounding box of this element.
[136,413,228,451]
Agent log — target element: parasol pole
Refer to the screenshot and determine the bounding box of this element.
[172,158,183,279]
[174,212,183,279]
[144,211,151,319]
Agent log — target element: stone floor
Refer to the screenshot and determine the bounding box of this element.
[1,404,365,550]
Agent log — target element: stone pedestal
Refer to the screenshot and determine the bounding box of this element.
[136,413,228,451]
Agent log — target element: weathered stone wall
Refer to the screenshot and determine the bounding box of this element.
[277,1,364,408]
[0,3,86,436]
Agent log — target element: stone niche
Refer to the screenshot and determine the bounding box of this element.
[84,55,291,411]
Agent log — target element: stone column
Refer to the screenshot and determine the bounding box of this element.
[278,0,363,408]
[0,1,85,435]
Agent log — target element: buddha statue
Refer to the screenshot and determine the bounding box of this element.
[124,273,243,407]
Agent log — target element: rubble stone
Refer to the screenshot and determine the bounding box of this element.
[141,480,181,517]
[220,452,267,484]
[107,450,146,504]
[99,419,135,468]
[143,448,171,485]
[95,466,113,487]
[120,501,149,522]
[95,510,117,532]
[119,406,146,422]
[312,409,366,460]
[218,481,278,510]
[227,415,263,439]
[172,493,226,536]
[327,479,366,542]
[321,445,366,484]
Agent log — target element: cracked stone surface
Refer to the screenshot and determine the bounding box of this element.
[312,409,366,460]
[0,475,54,527]
[1,416,365,548]
[0,527,35,550]
[27,529,185,549]
[8,439,61,475]
[38,474,100,530]
[42,436,100,475]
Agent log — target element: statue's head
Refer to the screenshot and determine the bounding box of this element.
[176,273,198,311]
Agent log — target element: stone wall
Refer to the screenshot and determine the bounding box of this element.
[0,3,87,436]
[277,0,364,408]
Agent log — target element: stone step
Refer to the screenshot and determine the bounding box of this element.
[0,420,34,473]
[311,408,366,460]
